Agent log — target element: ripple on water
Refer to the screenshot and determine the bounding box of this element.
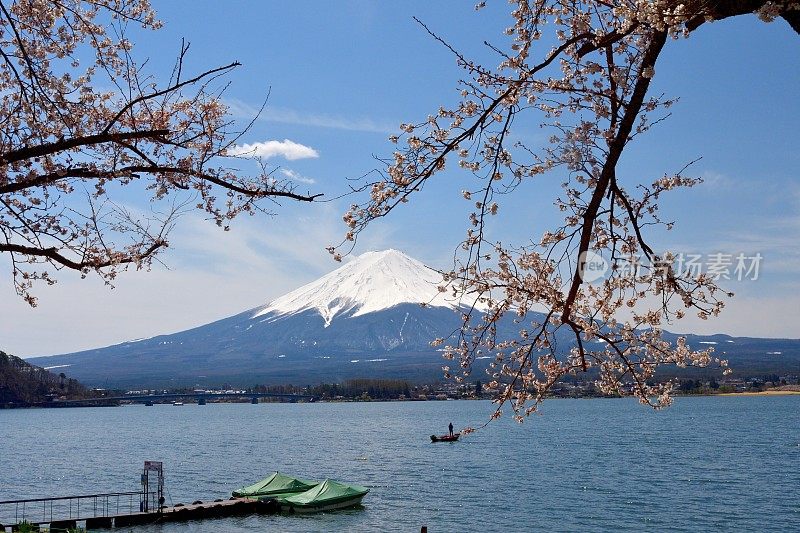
[0,396,798,531]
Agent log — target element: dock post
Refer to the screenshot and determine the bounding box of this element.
[85,517,113,529]
[48,519,77,531]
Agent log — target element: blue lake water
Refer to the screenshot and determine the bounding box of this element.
[1,396,799,531]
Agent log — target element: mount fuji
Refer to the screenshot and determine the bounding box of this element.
[252,249,482,326]
[28,250,490,388]
[28,249,800,388]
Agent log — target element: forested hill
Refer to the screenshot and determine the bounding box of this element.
[0,351,92,406]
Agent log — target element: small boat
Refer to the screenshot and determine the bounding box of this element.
[232,472,318,500]
[430,433,460,442]
[280,479,368,513]
[173,401,184,406]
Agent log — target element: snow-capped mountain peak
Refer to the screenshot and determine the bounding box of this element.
[252,249,465,326]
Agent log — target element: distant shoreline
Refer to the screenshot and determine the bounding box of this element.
[716,390,800,396]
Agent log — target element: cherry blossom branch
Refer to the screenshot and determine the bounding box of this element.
[338,1,788,418]
[0,239,165,271]
[0,130,169,166]
[561,30,667,323]
[0,1,322,304]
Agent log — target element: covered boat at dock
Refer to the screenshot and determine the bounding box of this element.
[280,479,369,513]
[232,472,318,500]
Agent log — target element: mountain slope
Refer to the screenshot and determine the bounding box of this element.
[28,249,800,388]
[0,350,91,405]
[29,250,480,387]
[28,303,473,388]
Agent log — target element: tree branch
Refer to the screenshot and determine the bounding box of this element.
[101,61,241,135]
[0,240,166,271]
[561,30,668,323]
[0,164,324,201]
[0,130,169,165]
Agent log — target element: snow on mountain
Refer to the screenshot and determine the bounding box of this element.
[253,249,474,327]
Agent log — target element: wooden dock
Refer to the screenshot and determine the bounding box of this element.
[112,497,279,526]
[0,462,285,531]
[1,498,279,531]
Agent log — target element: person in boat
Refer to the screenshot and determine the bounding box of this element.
[448,422,454,436]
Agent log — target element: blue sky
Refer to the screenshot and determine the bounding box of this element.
[2,2,799,357]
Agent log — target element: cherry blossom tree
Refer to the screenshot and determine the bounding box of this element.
[339,1,799,418]
[0,0,320,305]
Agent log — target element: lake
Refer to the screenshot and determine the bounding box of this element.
[1,396,798,531]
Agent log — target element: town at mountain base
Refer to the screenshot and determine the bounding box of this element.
[28,250,800,389]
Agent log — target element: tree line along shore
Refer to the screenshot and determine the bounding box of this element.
[3,347,798,409]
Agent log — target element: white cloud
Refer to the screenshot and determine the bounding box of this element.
[669,292,800,339]
[699,170,732,189]
[226,99,395,133]
[279,168,316,185]
[230,139,319,160]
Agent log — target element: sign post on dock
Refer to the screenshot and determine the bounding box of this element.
[140,461,164,514]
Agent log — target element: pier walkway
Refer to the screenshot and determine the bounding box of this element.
[0,461,280,531]
[0,495,276,531]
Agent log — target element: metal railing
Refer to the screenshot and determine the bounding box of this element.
[0,491,143,526]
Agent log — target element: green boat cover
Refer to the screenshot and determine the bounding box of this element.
[232,472,318,498]
[282,479,369,507]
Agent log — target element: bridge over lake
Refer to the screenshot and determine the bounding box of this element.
[39,391,316,407]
